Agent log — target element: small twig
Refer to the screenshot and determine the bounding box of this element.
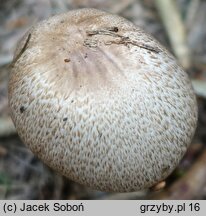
[85,28,161,53]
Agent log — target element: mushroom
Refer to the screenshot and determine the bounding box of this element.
[8,8,198,192]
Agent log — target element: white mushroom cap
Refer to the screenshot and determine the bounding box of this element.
[8,8,198,192]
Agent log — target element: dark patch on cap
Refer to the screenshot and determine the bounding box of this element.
[63,117,68,122]
[64,58,70,63]
[20,106,26,113]
[113,27,118,32]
